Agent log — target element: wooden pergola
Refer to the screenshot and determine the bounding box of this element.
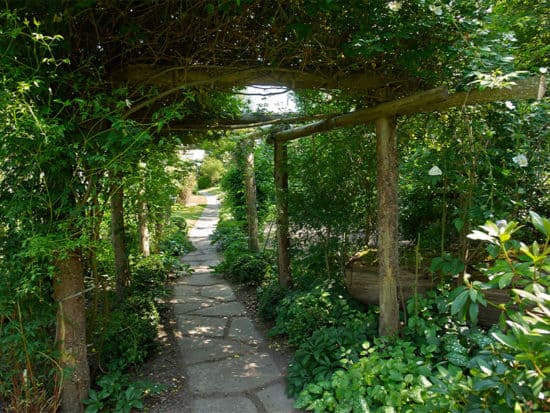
[80,1,545,336]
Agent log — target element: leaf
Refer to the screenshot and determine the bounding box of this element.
[530,211,549,237]
[467,230,495,243]
[469,302,479,324]
[453,217,464,232]
[451,290,469,316]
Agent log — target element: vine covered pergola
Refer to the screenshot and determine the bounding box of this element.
[5,1,546,411]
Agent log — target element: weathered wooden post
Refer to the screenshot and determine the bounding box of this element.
[375,117,400,336]
[243,140,260,252]
[274,140,292,287]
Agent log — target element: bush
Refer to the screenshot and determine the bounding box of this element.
[131,254,168,297]
[287,317,376,397]
[93,301,158,370]
[269,281,371,347]
[257,280,288,322]
[198,156,224,189]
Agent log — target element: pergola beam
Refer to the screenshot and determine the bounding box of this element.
[271,77,544,143]
[113,64,392,92]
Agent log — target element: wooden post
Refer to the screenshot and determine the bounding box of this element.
[274,140,292,287]
[243,141,260,252]
[376,117,400,336]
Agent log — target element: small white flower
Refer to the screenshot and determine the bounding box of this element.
[428,165,443,176]
[388,1,402,11]
[512,154,528,167]
[540,67,548,74]
[429,4,443,15]
[504,101,515,110]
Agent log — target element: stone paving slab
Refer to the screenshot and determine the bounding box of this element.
[256,383,298,413]
[228,317,262,345]
[192,301,246,317]
[173,299,217,315]
[186,353,281,394]
[179,336,256,364]
[180,273,225,286]
[172,191,299,412]
[193,396,257,413]
[176,315,227,337]
[201,284,236,301]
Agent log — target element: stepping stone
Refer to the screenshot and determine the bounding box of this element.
[187,353,281,394]
[181,273,224,286]
[228,318,262,345]
[173,284,202,298]
[193,396,257,413]
[177,315,227,338]
[174,298,217,315]
[201,284,236,301]
[193,301,246,317]
[257,383,297,413]
[179,337,255,364]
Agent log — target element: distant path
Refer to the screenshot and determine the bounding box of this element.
[174,191,298,413]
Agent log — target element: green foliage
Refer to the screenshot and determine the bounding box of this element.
[83,370,163,413]
[287,317,376,397]
[131,254,169,297]
[269,282,371,347]
[220,142,274,225]
[256,280,288,321]
[198,156,225,189]
[295,338,434,413]
[210,219,246,251]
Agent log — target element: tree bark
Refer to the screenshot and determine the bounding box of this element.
[274,141,291,287]
[243,141,260,253]
[376,117,400,336]
[110,172,130,297]
[54,251,90,413]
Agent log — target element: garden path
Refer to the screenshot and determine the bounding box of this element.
[174,191,299,412]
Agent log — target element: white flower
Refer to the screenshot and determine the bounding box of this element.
[504,101,515,110]
[388,1,402,11]
[512,154,528,167]
[540,67,548,74]
[428,165,443,176]
[429,4,443,15]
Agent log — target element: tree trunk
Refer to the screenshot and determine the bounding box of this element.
[376,117,400,336]
[54,251,90,413]
[138,196,151,257]
[110,172,130,297]
[274,140,291,287]
[243,141,260,252]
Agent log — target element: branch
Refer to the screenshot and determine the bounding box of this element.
[168,113,331,131]
[113,64,391,92]
[271,77,545,142]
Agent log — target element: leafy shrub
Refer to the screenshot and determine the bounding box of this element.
[295,338,433,413]
[159,230,193,257]
[257,280,288,321]
[93,301,159,370]
[210,219,246,251]
[131,254,168,297]
[198,156,225,189]
[269,282,371,347]
[84,370,163,413]
[287,317,376,397]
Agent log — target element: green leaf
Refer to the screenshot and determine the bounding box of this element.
[451,290,469,316]
[530,211,549,237]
